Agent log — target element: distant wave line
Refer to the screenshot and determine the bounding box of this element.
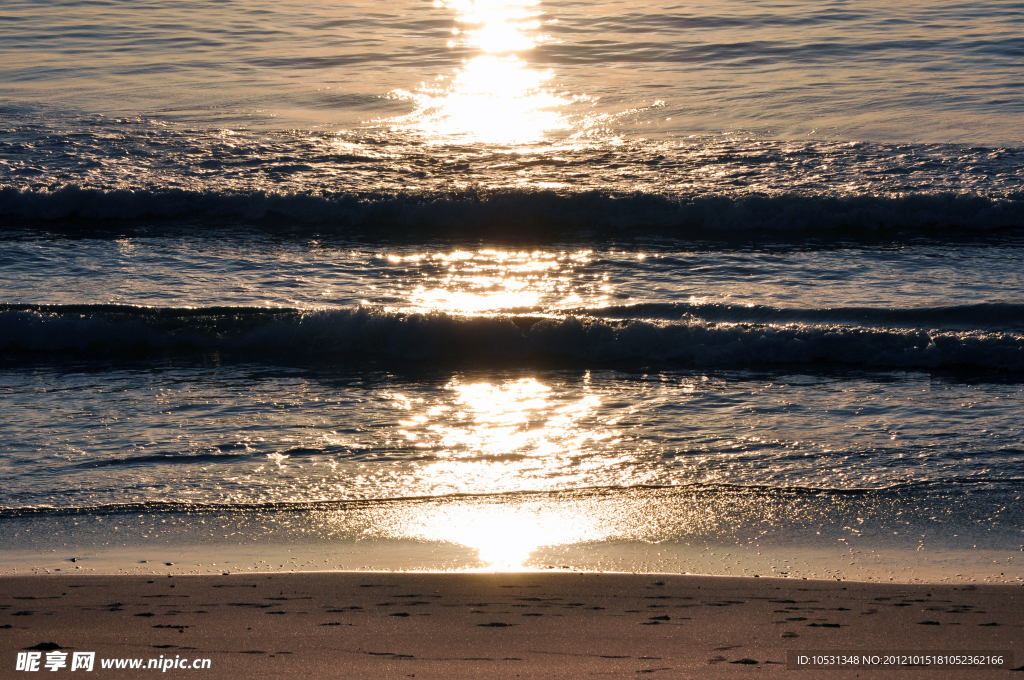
[2,186,1023,235]
[6,301,1024,332]
[3,304,1024,371]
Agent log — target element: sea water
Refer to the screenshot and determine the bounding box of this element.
[1,0,1023,580]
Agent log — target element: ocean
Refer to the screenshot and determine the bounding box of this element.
[1,0,1022,581]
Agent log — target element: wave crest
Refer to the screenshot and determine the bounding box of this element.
[3,304,1023,370]
[2,186,1022,234]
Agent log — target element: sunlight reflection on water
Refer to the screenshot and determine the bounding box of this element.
[388,248,606,315]
[391,0,578,144]
[390,502,615,570]
[384,376,621,568]
[393,376,618,467]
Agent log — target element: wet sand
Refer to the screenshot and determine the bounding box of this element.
[1,572,1021,678]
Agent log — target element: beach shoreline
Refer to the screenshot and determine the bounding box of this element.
[4,484,1022,585]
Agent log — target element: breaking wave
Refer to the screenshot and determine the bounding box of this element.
[595,301,1024,331]
[3,304,1023,370]
[1,186,1023,235]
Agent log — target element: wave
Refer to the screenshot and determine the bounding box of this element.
[1,479,1016,518]
[3,304,1023,371]
[69,444,389,470]
[594,301,1024,331]
[1,185,1023,235]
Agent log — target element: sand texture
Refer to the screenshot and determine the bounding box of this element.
[1,572,1021,678]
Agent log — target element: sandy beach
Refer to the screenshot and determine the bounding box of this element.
[2,572,1020,678]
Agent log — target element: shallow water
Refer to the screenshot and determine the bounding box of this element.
[3,360,1024,506]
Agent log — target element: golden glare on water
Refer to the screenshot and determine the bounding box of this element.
[381,249,608,314]
[393,376,614,463]
[410,286,542,314]
[441,0,544,54]
[394,502,615,570]
[392,0,580,143]
[376,375,626,569]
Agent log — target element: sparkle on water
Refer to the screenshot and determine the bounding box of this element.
[389,249,605,315]
[385,376,619,569]
[389,502,615,570]
[391,0,576,144]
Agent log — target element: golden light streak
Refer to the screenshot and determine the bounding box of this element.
[392,0,573,144]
